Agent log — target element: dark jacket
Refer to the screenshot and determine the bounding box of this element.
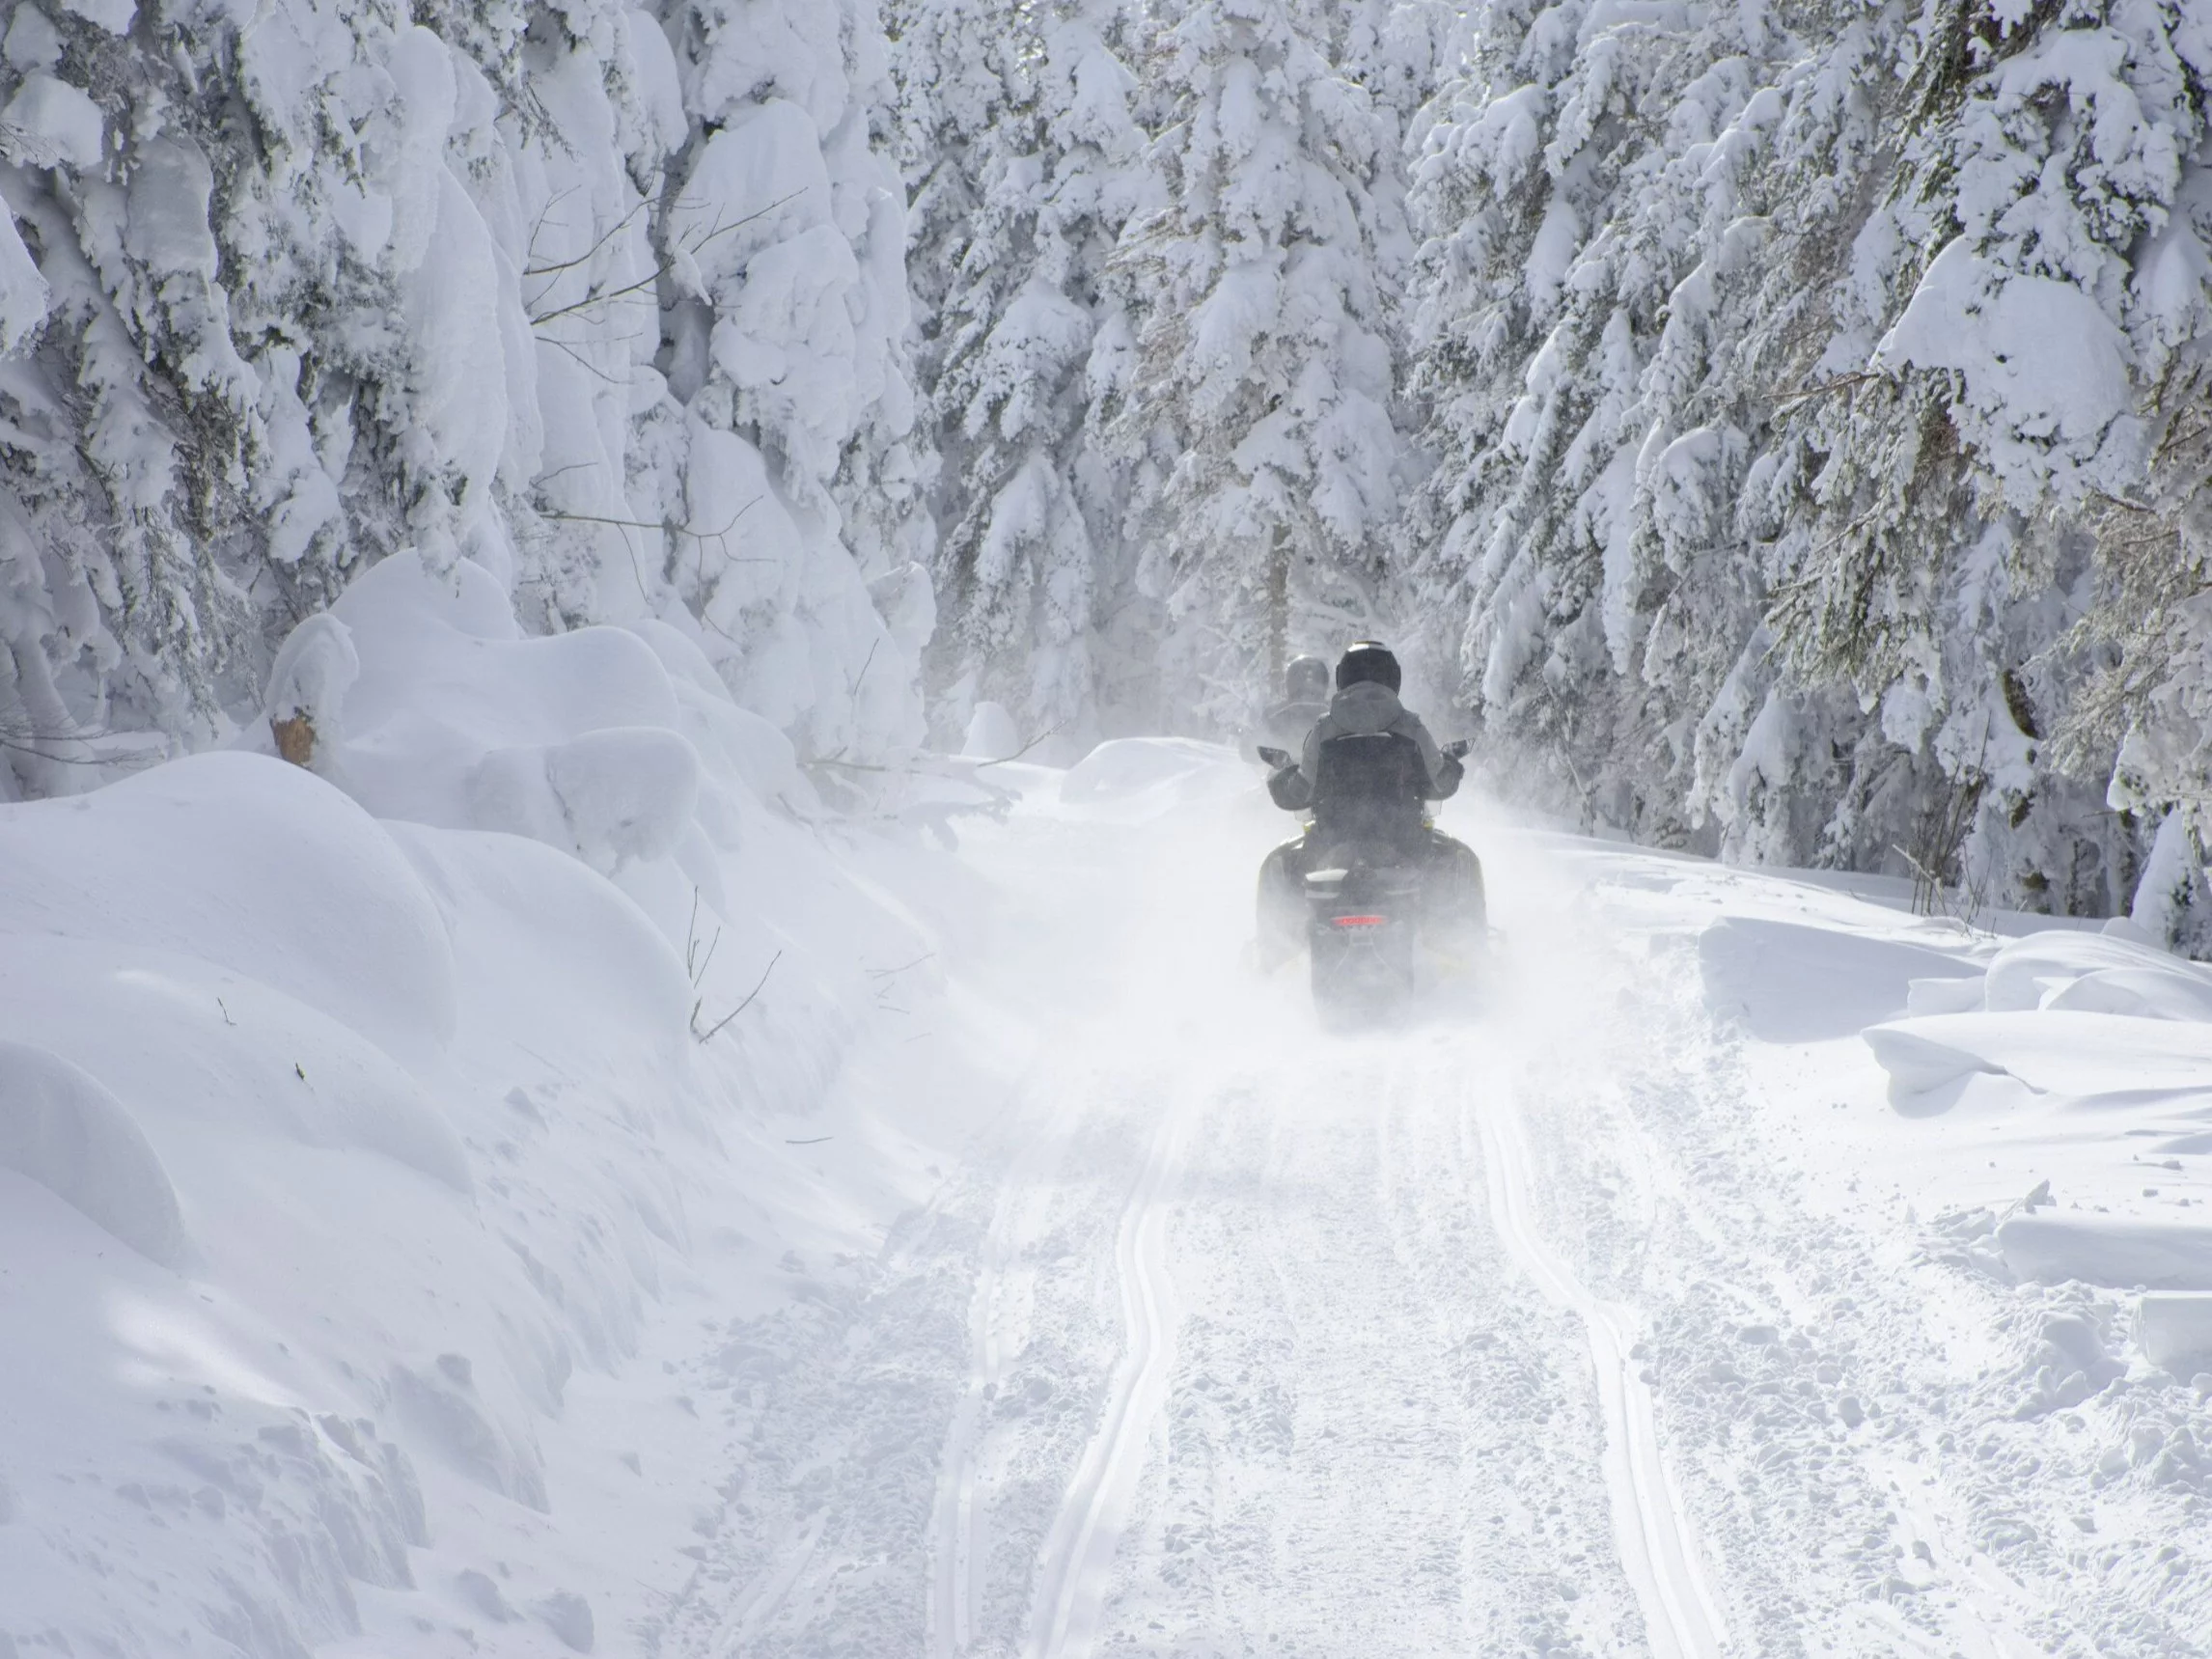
[1267,682,1461,812]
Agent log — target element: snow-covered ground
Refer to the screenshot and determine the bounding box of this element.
[6,713,2211,1656]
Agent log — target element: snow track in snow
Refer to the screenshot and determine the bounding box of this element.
[1471,1076,1729,1659]
[930,1074,1078,1659]
[930,1143,1032,1659]
[648,771,2212,1659]
[1024,1099,1183,1659]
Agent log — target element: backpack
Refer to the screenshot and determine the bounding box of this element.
[1310,731,1429,849]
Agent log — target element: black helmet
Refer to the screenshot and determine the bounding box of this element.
[1336,641,1400,693]
[1285,654,1330,701]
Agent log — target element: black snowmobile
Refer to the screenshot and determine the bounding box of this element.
[1258,733,1486,1024]
[1255,642,1488,1025]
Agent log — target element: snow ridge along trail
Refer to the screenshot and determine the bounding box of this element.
[1472,1077,1730,1659]
[1024,1101,1184,1659]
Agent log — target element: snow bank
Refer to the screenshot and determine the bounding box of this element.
[0,749,457,1072]
[962,701,1023,761]
[2140,1294,2212,1374]
[1061,737,1249,810]
[0,1039,184,1265]
[1866,930,2212,1108]
[1699,917,1977,1042]
[1865,1010,2212,1104]
[1863,926,2212,1324]
[1998,1216,2212,1291]
[0,552,937,1656]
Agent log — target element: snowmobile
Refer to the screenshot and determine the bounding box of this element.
[1257,737,1486,1026]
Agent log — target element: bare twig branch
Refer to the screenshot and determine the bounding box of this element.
[526,191,808,329]
[975,721,1065,768]
[1773,370,1891,412]
[530,458,601,488]
[538,498,766,558]
[692,950,782,1043]
[0,736,152,767]
[528,271,663,329]
[804,756,895,774]
[521,198,650,280]
[693,926,722,986]
[683,888,724,987]
[539,334,629,386]
[865,952,936,980]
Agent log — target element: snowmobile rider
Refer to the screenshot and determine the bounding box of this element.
[1255,641,1483,960]
[1257,653,1333,753]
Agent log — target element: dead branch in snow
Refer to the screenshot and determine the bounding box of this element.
[526,191,805,330]
[693,950,782,1043]
[975,721,1064,768]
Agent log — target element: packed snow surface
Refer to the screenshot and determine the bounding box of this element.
[4,726,2211,1656]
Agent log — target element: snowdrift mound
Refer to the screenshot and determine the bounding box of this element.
[464,725,701,875]
[258,551,831,919]
[0,750,456,1072]
[0,1039,185,1266]
[313,552,692,857]
[1698,917,1978,1042]
[1061,737,1249,813]
[0,927,473,1195]
[0,552,935,1658]
[1971,927,2212,1018]
[2139,1294,2212,1374]
[1865,929,2212,1115]
[1996,1216,2212,1291]
[1863,926,2212,1318]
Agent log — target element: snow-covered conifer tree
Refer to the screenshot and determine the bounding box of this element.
[0,0,675,789]
[0,0,933,803]
[1097,0,1440,730]
[1400,0,2212,926]
[890,0,1159,750]
[647,0,933,756]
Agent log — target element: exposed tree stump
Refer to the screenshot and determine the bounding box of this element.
[271,712,316,767]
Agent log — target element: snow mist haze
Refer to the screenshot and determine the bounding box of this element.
[8,2,2212,1656]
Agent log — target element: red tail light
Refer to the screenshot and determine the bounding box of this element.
[1332,914,1387,928]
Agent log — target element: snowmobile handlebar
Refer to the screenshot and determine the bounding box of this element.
[1264,740,1461,769]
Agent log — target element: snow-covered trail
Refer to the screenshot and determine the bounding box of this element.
[657,754,2212,1659]
[1475,1070,1729,1659]
[901,1028,1661,1659]
[656,765,1680,1655]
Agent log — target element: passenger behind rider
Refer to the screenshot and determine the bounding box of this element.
[1264,641,1461,812]
[1254,653,1333,756]
[1255,641,1483,963]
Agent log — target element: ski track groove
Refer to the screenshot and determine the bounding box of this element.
[1022,1098,1184,1659]
[930,1097,1072,1659]
[1469,1066,1731,1659]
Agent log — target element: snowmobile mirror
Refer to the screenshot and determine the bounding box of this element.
[1441,739,1470,760]
[1257,746,1293,770]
